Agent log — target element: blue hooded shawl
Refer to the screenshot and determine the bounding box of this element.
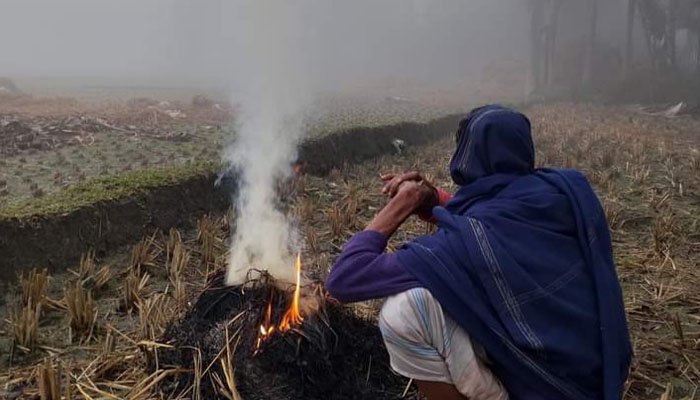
[396,105,631,399]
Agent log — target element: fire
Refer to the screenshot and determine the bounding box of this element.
[254,253,304,353]
[279,253,304,331]
[260,299,275,334]
[254,299,275,354]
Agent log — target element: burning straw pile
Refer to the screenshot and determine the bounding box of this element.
[154,268,413,400]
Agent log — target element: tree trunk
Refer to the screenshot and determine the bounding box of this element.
[637,0,657,71]
[625,0,637,76]
[543,28,550,89]
[530,0,545,95]
[668,0,678,70]
[546,0,563,89]
[696,31,700,76]
[582,0,599,87]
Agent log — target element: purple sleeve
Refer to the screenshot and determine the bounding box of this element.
[325,230,421,303]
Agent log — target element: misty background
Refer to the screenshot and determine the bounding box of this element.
[3,0,698,108]
[0,0,632,101]
[1,1,528,84]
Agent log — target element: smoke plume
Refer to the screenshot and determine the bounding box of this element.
[220,0,537,285]
[224,1,311,285]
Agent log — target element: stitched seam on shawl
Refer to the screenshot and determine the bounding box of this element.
[458,109,516,173]
[491,329,585,400]
[588,225,598,246]
[408,229,581,397]
[509,261,585,307]
[468,217,540,350]
[459,109,505,167]
[468,218,544,353]
[413,243,458,281]
[472,218,545,354]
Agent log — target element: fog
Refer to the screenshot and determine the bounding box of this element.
[209,0,538,285]
[1,0,535,88]
[5,0,688,284]
[5,0,684,102]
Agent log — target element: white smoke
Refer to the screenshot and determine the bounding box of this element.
[220,0,535,286]
[224,0,311,286]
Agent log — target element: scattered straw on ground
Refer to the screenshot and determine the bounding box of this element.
[1,103,699,399]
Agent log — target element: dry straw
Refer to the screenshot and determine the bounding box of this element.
[21,268,48,308]
[64,282,96,341]
[10,301,41,352]
[3,104,700,399]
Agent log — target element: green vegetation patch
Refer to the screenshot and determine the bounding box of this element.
[0,161,218,220]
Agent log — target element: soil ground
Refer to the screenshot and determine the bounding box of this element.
[1,102,699,399]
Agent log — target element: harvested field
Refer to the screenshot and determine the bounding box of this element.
[0,86,474,206]
[0,114,460,286]
[1,102,699,399]
[0,94,232,204]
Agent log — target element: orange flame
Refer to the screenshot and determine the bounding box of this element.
[254,253,304,353]
[279,253,304,331]
[263,297,273,329]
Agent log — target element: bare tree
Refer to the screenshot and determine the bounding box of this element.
[530,0,546,94]
[582,0,598,87]
[529,0,563,95]
[544,0,563,89]
[638,0,674,73]
[625,0,637,76]
[669,0,679,69]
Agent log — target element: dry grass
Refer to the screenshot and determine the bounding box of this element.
[167,233,190,283]
[91,266,113,290]
[100,330,116,355]
[166,228,182,260]
[341,197,359,230]
[73,250,113,291]
[122,270,149,313]
[170,275,188,312]
[21,268,48,308]
[650,193,677,255]
[137,293,172,341]
[8,268,48,355]
[293,195,317,222]
[0,94,81,117]
[603,198,624,230]
[211,327,244,400]
[37,357,63,400]
[9,302,41,352]
[129,233,161,276]
[77,250,96,281]
[166,228,191,309]
[326,203,346,238]
[197,214,226,266]
[305,228,319,253]
[63,282,96,341]
[1,103,699,399]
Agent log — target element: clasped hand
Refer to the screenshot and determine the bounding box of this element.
[380,171,438,215]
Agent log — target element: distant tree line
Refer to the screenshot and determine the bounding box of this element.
[529,0,700,103]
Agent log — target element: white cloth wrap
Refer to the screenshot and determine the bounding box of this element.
[379,288,508,400]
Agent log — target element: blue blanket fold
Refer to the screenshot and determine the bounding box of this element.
[396,105,631,399]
